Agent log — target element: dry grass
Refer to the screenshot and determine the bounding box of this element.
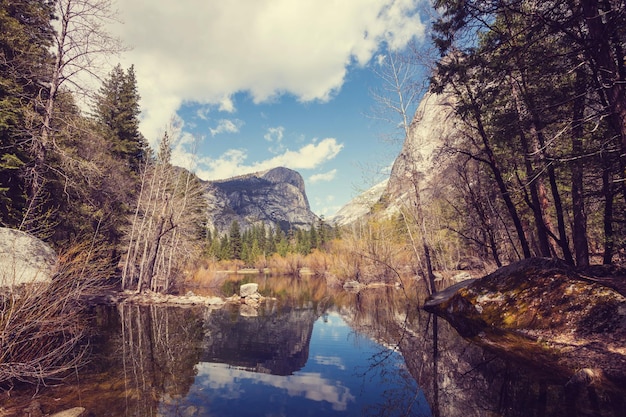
[267,253,304,276]
[0,240,111,387]
[186,260,228,289]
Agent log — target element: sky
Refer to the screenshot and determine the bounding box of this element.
[108,0,431,217]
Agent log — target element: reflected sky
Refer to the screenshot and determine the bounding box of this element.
[194,363,355,411]
[175,312,429,417]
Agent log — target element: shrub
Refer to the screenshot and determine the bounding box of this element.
[0,240,109,387]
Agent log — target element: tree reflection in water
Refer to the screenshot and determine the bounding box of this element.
[343,278,626,417]
[4,275,626,416]
[117,304,205,416]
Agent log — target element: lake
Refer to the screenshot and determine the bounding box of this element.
[2,275,625,416]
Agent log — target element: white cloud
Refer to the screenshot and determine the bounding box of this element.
[264,126,286,154]
[193,138,343,181]
[195,149,248,180]
[218,96,236,113]
[309,169,337,184]
[195,98,237,122]
[260,138,343,170]
[196,107,210,120]
[314,195,342,218]
[110,0,426,143]
[210,119,243,136]
[264,126,284,142]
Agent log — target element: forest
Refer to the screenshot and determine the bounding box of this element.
[424,0,626,268]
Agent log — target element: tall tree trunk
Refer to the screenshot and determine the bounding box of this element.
[122,164,148,289]
[571,65,590,266]
[465,86,532,258]
[510,78,552,257]
[580,0,626,135]
[581,0,626,204]
[502,14,574,263]
[459,166,502,266]
[410,174,436,295]
[602,155,615,264]
[521,84,575,264]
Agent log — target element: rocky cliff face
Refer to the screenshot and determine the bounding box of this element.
[328,179,388,227]
[204,167,318,234]
[331,90,461,225]
[384,91,460,204]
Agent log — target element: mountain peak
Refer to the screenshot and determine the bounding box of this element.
[205,166,317,234]
[261,167,306,194]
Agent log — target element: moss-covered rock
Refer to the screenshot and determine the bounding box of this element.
[424,258,626,389]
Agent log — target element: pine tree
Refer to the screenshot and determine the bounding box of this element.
[229,220,242,260]
[94,64,147,174]
[0,0,54,227]
[432,0,625,264]
[218,235,230,261]
[266,226,276,254]
[309,223,318,250]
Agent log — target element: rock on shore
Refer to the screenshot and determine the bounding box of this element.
[424,257,626,389]
[0,227,57,287]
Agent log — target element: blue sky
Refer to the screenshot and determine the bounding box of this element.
[109,0,431,217]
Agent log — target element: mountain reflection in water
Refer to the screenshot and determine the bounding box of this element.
[108,302,426,417]
[201,306,316,375]
[3,275,626,416]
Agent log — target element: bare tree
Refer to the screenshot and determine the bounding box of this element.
[370,50,438,293]
[0,239,110,385]
[25,0,123,226]
[121,132,207,293]
[370,52,423,142]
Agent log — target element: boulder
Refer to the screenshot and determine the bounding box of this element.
[240,282,259,298]
[239,303,259,317]
[425,257,626,389]
[0,227,56,287]
[49,407,86,417]
[343,280,363,291]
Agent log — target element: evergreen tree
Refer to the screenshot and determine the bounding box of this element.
[0,0,54,227]
[249,239,262,264]
[241,240,251,264]
[207,232,221,260]
[267,226,276,254]
[94,64,147,173]
[316,216,329,248]
[309,223,319,250]
[218,234,230,261]
[295,228,311,255]
[275,228,289,257]
[432,0,626,264]
[229,220,242,260]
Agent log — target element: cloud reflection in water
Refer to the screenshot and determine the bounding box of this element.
[194,362,355,411]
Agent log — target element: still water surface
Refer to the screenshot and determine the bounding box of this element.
[4,275,626,416]
[176,310,427,416]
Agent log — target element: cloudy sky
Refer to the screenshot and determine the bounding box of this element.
[109,0,430,217]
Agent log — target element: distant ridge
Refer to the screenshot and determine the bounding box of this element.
[328,179,388,227]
